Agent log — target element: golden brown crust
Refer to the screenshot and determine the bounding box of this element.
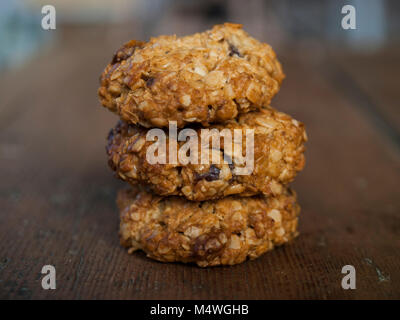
[118,186,300,267]
[107,107,307,201]
[98,23,284,128]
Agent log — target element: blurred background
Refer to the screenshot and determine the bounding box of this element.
[1,0,400,69]
[1,0,399,299]
[1,0,400,70]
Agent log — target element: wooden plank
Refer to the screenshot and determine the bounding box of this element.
[0,28,399,300]
[332,48,400,133]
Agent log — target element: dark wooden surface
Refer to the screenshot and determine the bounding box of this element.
[0,26,399,300]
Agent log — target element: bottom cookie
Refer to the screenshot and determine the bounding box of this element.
[118,186,300,267]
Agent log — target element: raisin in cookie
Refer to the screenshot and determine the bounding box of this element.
[107,107,307,201]
[118,186,299,267]
[98,23,284,128]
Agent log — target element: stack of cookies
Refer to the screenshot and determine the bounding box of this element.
[98,23,307,267]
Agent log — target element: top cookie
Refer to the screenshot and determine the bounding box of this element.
[98,23,284,128]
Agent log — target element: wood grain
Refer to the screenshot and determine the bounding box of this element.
[0,26,399,300]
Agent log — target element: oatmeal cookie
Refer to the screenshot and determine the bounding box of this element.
[118,186,299,267]
[98,23,284,128]
[107,107,307,201]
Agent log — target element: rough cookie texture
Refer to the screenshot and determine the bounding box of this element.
[98,23,284,128]
[118,186,299,267]
[107,107,307,201]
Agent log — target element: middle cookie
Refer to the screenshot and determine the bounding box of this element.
[107,107,307,201]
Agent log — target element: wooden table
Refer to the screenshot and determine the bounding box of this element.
[0,26,399,300]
